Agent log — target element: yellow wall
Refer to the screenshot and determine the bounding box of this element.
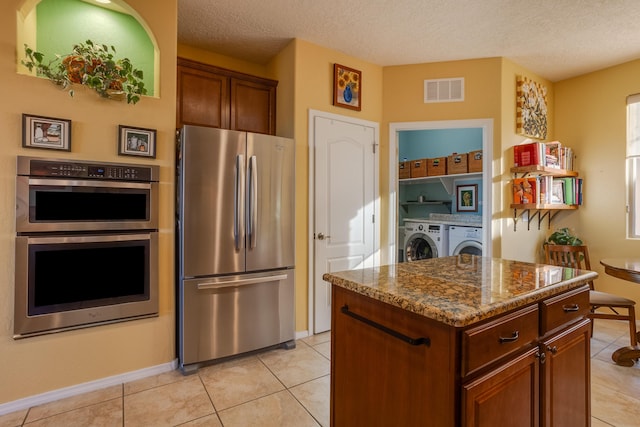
[290,39,383,331]
[1,0,177,404]
[499,59,557,262]
[555,59,640,304]
[382,58,504,258]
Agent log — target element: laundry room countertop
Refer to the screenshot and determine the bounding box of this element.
[322,255,597,327]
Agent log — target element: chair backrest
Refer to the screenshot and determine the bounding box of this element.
[544,244,593,288]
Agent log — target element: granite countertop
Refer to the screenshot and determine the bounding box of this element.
[322,255,597,327]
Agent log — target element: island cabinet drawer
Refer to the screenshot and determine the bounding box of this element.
[462,305,539,377]
[539,285,590,336]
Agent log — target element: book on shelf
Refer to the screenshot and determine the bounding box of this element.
[513,139,575,170]
[513,177,537,204]
[513,140,543,167]
[545,141,561,168]
[551,179,565,204]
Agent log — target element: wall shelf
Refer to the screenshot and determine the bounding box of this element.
[511,166,578,178]
[399,172,482,194]
[400,200,451,213]
[510,164,580,231]
[510,204,578,231]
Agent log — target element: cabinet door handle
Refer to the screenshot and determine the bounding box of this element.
[563,304,580,312]
[536,351,546,364]
[341,305,430,347]
[498,330,519,343]
[546,345,558,354]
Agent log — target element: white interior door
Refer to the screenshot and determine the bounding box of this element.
[312,113,378,333]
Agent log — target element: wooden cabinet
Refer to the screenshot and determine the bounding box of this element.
[462,347,540,426]
[330,284,590,427]
[177,58,277,135]
[331,286,456,427]
[540,320,591,427]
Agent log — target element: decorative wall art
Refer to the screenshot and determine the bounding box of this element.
[22,114,71,151]
[333,63,361,111]
[118,125,156,158]
[456,184,478,212]
[516,76,548,139]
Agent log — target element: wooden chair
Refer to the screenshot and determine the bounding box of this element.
[544,244,638,346]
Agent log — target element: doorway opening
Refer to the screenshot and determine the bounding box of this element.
[389,119,493,263]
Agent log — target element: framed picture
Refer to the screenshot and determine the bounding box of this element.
[516,75,548,139]
[22,114,71,151]
[118,125,156,158]
[333,63,361,111]
[456,184,478,212]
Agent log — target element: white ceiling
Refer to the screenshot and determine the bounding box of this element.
[177,0,640,82]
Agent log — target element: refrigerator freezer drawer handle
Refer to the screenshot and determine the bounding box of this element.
[197,274,288,290]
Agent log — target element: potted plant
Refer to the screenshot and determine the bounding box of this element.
[22,40,147,104]
[544,227,583,246]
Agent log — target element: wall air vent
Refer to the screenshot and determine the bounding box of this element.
[424,78,464,103]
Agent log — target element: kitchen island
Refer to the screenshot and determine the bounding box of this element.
[323,255,596,427]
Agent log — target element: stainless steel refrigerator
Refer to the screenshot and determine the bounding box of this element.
[176,126,295,373]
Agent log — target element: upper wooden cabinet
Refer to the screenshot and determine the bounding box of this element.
[177,58,277,135]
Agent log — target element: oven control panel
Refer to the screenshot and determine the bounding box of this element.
[17,157,158,182]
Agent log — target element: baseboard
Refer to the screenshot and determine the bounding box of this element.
[295,330,309,340]
[0,359,178,416]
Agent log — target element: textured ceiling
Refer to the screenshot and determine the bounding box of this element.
[177,0,640,82]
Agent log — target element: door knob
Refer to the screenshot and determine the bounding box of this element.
[317,233,330,240]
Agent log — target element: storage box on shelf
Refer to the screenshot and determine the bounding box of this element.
[468,150,483,172]
[399,161,410,179]
[410,159,427,178]
[447,153,468,175]
[510,165,581,231]
[427,157,447,176]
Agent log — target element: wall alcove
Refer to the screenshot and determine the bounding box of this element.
[17,0,159,98]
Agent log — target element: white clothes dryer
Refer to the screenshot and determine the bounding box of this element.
[448,226,483,256]
[404,220,449,261]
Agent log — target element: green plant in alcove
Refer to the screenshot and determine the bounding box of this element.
[22,40,147,104]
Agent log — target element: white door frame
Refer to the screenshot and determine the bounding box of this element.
[388,119,493,263]
[308,109,380,335]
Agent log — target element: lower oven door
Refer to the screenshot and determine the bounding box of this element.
[14,232,158,339]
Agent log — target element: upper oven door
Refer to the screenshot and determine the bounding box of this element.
[16,176,158,232]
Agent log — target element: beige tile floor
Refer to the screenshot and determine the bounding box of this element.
[1,319,640,426]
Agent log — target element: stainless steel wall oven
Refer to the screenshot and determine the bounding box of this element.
[14,156,159,339]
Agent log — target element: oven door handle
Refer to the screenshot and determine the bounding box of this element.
[27,178,153,189]
[197,273,288,290]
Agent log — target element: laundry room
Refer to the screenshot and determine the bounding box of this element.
[398,127,484,262]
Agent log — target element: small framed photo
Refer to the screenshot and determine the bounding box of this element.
[457,184,478,212]
[333,63,361,111]
[118,125,156,158]
[22,114,71,151]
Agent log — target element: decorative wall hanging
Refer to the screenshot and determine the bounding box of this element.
[118,125,156,158]
[516,76,547,139]
[22,40,147,104]
[456,184,478,212]
[22,113,71,151]
[333,63,361,111]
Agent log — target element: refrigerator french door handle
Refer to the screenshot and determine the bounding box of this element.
[249,155,258,249]
[197,273,288,290]
[235,154,245,250]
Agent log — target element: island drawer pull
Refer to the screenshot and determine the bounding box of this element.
[498,330,519,343]
[562,304,580,312]
[341,305,430,347]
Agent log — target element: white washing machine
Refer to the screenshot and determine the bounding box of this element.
[404,220,449,261]
[448,226,483,256]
